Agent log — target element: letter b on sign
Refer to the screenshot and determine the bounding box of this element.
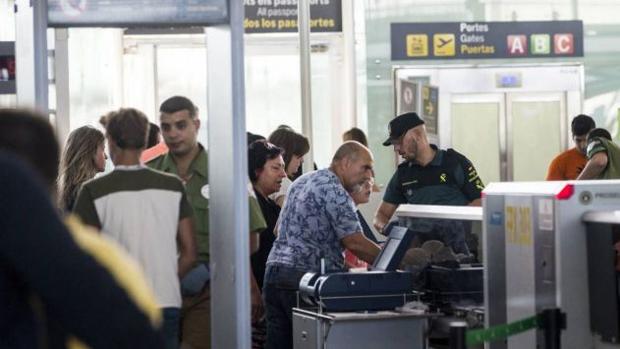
[530,34,550,55]
[554,34,574,55]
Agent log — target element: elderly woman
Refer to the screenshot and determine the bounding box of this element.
[248,140,287,289]
[248,140,287,348]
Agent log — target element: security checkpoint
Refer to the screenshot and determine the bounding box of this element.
[289,181,620,348]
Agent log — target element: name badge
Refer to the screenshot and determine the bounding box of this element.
[201,184,210,199]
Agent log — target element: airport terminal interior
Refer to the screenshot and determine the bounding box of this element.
[2,0,620,348]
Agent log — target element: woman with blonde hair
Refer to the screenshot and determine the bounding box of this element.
[58,126,107,212]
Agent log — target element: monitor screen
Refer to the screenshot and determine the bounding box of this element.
[48,0,228,27]
[371,225,413,271]
[0,56,15,82]
[372,238,400,271]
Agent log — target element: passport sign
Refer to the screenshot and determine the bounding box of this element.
[391,21,583,60]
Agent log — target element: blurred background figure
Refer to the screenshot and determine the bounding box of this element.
[0,108,164,349]
[57,126,107,212]
[342,127,369,147]
[267,127,310,207]
[344,178,378,269]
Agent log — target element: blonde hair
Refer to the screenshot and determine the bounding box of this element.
[57,126,105,211]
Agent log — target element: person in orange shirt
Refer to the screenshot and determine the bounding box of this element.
[141,122,169,163]
[546,114,595,180]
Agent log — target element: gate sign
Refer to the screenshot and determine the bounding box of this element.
[48,0,228,27]
[421,85,438,135]
[391,21,583,60]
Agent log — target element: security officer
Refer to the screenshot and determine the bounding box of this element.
[147,96,266,349]
[373,112,484,255]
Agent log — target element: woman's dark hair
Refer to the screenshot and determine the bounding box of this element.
[267,128,309,175]
[147,122,160,148]
[248,140,283,182]
[247,132,266,146]
[342,127,368,147]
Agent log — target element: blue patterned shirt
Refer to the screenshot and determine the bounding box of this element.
[266,169,362,272]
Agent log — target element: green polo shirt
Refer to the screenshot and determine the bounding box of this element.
[586,137,620,179]
[147,145,266,262]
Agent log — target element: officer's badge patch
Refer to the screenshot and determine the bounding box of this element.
[439,173,447,182]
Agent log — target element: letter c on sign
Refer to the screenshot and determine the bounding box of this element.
[554,34,574,55]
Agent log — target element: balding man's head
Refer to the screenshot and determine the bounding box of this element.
[331,141,369,164]
[330,141,374,193]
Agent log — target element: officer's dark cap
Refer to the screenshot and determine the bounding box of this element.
[382,112,425,146]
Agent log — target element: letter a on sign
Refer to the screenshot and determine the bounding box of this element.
[507,35,527,56]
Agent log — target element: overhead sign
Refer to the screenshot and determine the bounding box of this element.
[398,79,417,114]
[48,0,228,27]
[244,0,342,33]
[421,85,438,134]
[0,42,15,94]
[391,21,583,60]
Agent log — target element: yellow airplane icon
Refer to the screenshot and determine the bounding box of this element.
[433,34,455,56]
[437,37,452,48]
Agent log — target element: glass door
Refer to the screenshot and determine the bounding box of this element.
[450,92,566,183]
[507,92,566,181]
[450,93,504,184]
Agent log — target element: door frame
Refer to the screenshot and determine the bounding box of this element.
[393,63,583,148]
[392,63,583,182]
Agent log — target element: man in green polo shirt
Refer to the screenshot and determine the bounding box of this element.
[577,128,620,180]
[148,96,266,349]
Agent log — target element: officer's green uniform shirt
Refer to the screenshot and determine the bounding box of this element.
[586,137,620,179]
[147,145,266,263]
[383,145,484,206]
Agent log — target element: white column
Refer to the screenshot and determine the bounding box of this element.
[205,0,250,347]
[14,0,48,113]
[54,28,70,146]
[298,0,314,173]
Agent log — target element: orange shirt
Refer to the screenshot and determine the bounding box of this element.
[546,147,587,180]
[140,142,168,164]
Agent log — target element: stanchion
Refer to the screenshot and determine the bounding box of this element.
[450,321,468,349]
[539,308,566,349]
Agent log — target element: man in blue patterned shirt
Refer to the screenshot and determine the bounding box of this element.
[263,141,381,348]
